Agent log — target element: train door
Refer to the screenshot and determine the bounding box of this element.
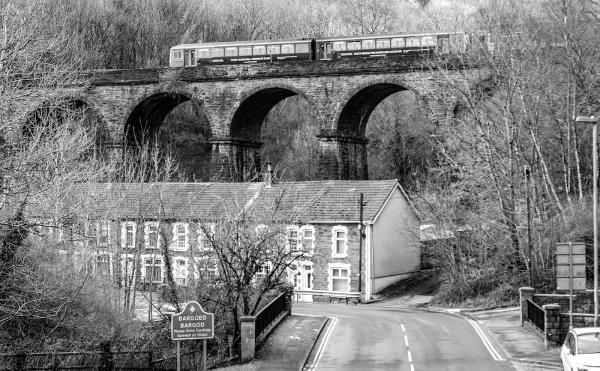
[320,42,333,60]
[190,50,196,66]
[184,50,190,66]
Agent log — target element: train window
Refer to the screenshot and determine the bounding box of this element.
[376,39,391,49]
[198,49,209,58]
[333,42,346,51]
[281,44,294,54]
[210,48,224,57]
[267,45,281,54]
[391,38,405,48]
[253,45,266,55]
[347,41,361,50]
[406,37,420,47]
[225,47,238,57]
[422,36,436,46]
[296,43,309,53]
[239,46,252,56]
[362,39,375,49]
[173,50,182,59]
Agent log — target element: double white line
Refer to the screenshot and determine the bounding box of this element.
[305,316,338,371]
[463,316,504,361]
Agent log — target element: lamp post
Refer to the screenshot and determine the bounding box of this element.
[576,115,599,326]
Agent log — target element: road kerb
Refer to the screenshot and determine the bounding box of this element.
[509,358,561,368]
[298,316,329,371]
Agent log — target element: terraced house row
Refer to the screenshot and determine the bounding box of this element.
[39,178,420,302]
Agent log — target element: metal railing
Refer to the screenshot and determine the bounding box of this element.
[527,299,545,332]
[255,292,287,338]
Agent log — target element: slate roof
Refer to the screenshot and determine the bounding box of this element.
[75,179,405,223]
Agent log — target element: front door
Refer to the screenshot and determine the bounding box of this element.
[293,263,313,302]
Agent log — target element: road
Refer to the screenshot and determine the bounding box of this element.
[296,302,517,371]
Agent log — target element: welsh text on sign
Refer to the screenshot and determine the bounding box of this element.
[171,301,214,340]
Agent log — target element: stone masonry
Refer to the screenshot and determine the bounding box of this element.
[14,56,488,180]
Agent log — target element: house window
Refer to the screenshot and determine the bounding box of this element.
[331,226,348,258]
[95,254,111,275]
[287,226,299,252]
[195,258,218,280]
[97,221,109,247]
[300,226,315,254]
[173,258,188,285]
[255,263,271,282]
[121,222,136,249]
[329,263,351,292]
[121,255,136,286]
[144,222,159,249]
[172,223,188,251]
[198,223,215,251]
[144,258,162,283]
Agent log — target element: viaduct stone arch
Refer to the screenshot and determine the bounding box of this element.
[15,58,488,181]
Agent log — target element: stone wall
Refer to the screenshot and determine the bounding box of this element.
[18,57,488,181]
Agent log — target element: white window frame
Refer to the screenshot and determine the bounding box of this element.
[198,223,216,251]
[120,253,137,285]
[144,221,160,249]
[173,257,189,285]
[194,257,219,280]
[172,222,189,251]
[299,225,315,255]
[94,252,112,275]
[142,254,163,283]
[121,221,136,249]
[286,226,300,253]
[328,263,351,293]
[96,221,110,248]
[331,225,348,258]
[255,261,273,283]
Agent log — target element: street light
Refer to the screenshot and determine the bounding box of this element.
[576,115,599,326]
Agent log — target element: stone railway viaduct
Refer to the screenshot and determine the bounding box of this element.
[16,56,487,181]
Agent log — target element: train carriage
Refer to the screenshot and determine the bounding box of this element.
[314,32,468,60]
[170,38,315,67]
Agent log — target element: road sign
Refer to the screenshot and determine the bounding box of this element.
[556,242,587,292]
[171,301,214,341]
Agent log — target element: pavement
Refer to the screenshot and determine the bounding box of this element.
[216,294,562,371]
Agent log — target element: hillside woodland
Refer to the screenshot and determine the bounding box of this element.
[1,0,600,354]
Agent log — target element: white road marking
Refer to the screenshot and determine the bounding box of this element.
[462,316,504,361]
[399,320,415,371]
[304,316,338,371]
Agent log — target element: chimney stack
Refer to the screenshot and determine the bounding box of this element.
[265,162,273,188]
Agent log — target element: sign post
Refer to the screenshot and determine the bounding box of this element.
[556,242,587,327]
[171,301,214,371]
